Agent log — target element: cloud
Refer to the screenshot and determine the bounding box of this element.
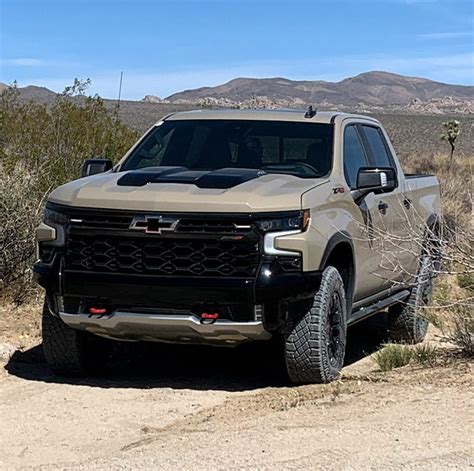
[418,31,473,40]
[3,58,47,67]
[1,57,85,69]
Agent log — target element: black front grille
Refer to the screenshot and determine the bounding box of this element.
[70,214,132,230]
[65,235,260,277]
[69,213,253,235]
[176,219,251,234]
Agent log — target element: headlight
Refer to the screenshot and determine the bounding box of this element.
[256,210,310,233]
[43,207,69,226]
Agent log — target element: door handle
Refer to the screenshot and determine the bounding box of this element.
[378,201,389,215]
[403,197,412,209]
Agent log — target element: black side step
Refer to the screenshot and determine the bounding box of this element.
[348,289,410,327]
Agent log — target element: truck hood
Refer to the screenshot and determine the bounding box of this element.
[48,168,328,213]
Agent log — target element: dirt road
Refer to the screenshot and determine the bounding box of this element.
[1,316,472,470]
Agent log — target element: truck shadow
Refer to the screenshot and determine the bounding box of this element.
[5,313,389,392]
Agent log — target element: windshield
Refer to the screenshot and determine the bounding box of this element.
[121,119,334,178]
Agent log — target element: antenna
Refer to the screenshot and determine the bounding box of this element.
[304,105,317,118]
[116,71,123,115]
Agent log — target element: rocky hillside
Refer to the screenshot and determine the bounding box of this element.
[166,71,474,106]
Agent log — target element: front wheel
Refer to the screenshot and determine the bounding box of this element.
[42,300,89,375]
[284,266,348,384]
[42,301,113,376]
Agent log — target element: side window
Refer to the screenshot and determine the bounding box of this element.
[343,125,369,189]
[361,125,393,168]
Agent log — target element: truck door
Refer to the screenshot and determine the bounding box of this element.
[343,124,389,299]
[358,124,415,287]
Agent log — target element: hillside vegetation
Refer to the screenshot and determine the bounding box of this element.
[0,85,138,302]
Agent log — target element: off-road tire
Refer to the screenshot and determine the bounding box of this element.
[42,300,88,375]
[285,266,347,384]
[388,255,433,344]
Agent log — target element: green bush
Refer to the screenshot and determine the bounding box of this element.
[0,81,139,304]
[373,343,439,372]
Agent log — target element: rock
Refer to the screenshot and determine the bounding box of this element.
[0,342,17,362]
[142,95,169,104]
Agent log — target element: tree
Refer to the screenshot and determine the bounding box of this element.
[440,120,460,162]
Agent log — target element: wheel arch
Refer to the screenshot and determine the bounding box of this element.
[424,213,443,271]
[319,231,356,313]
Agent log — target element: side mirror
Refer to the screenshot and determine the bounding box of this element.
[353,167,397,203]
[81,158,113,177]
[357,167,397,192]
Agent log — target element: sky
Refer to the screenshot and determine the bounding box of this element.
[0,0,473,100]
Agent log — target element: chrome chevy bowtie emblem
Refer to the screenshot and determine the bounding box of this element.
[130,216,179,234]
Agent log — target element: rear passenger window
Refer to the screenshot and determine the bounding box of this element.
[361,126,393,168]
[343,125,369,189]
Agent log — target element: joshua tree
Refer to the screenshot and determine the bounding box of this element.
[62,78,91,97]
[440,120,460,161]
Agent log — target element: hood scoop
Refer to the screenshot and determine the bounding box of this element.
[117,167,266,189]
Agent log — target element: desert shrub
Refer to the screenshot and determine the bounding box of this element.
[430,304,473,358]
[457,272,474,292]
[393,149,473,355]
[449,306,474,357]
[373,343,439,372]
[430,277,473,356]
[0,82,139,304]
[0,169,45,304]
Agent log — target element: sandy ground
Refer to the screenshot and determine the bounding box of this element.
[0,306,472,470]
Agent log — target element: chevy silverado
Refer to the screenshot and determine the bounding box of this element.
[34,109,441,384]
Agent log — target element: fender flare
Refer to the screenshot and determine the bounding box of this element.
[319,231,355,271]
[318,231,356,311]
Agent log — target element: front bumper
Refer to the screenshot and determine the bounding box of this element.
[34,255,321,345]
[59,311,270,345]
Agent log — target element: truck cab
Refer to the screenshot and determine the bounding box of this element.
[34,109,441,384]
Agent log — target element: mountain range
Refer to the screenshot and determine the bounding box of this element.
[165,71,473,106]
[1,71,472,108]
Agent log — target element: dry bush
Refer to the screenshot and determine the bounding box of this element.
[0,83,139,304]
[400,153,472,234]
[399,152,473,355]
[430,277,473,356]
[0,169,46,304]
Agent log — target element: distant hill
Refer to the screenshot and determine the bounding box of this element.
[166,71,474,106]
[18,85,58,102]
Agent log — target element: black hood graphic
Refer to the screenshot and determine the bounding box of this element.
[117,167,267,189]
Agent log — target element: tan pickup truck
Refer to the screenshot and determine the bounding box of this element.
[34,109,441,384]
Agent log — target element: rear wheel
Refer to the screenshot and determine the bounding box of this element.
[284,266,347,384]
[388,255,433,344]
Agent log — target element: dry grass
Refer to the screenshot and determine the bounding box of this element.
[429,276,474,357]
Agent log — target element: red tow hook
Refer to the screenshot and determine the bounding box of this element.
[89,307,107,316]
[200,312,219,324]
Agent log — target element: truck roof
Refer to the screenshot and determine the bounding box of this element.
[164,109,379,125]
